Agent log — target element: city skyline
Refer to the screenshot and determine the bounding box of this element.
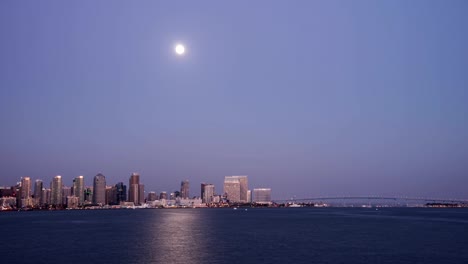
[1,1,467,200]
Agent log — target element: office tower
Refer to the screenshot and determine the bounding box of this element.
[19,177,31,207]
[41,188,51,205]
[34,179,43,205]
[105,186,115,205]
[139,184,145,204]
[201,183,215,203]
[62,186,71,205]
[147,192,157,202]
[252,188,272,204]
[224,176,248,203]
[128,173,140,205]
[180,180,190,199]
[72,176,85,205]
[115,182,126,204]
[50,175,63,206]
[159,191,167,200]
[93,173,106,205]
[84,187,93,204]
[247,190,252,203]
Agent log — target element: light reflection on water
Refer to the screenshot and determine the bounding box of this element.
[145,210,206,264]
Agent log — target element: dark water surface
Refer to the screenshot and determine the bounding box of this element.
[1,208,467,264]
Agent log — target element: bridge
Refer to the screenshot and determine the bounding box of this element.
[272,196,468,205]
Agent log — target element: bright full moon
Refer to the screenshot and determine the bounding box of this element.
[175,44,185,55]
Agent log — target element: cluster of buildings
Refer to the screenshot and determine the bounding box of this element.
[0,174,272,210]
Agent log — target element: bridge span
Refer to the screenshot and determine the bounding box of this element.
[273,196,468,204]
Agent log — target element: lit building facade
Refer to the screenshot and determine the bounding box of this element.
[93,173,106,205]
[19,177,31,208]
[50,175,63,206]
[128,173,140,205]
[34,179,43,206]
[180,180,190,199]
[72,176,85,205]
[115,182,126,204]
[252,188,272,204]
[224,176,248,203]
[201,183,215,203]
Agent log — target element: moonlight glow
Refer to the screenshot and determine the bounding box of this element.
[175,44,185,55]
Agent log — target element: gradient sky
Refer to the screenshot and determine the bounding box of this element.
[1,1,467,200]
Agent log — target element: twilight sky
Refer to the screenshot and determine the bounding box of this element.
[1,1,467,200]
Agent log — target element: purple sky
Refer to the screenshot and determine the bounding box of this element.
[1,1,467,200]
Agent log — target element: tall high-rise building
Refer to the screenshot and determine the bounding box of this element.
[33,179,43,205]
[159,191,167,200]
[41,188,51,205]
[62,186,71,205]
[19,177,31,208]
[180,180,190,199]
[224,176,248,203]
[139,184,145,204]
[252,188,272,204]
[84,187,93,204]
[201,183,215,204]
[72,176,85,205]
[115,182,126,204]
[106,186,116,205]
[93,173,106,205]
[128,173,140,205]
[50,175,63,206]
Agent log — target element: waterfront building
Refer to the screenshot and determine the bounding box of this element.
[66,196,79,209]
[62,186,71,205]
[147,191,157,202]
[19,177,31,208]
[84,187,93,204]
[180,180,190,199]
[139,184,145,204]
[224,176,248,203]
[201,183,215,203]
[72,176,85,205]
[106,186,116,205]
[159,191,167,200]
[247,190,252,203]
[41,188,51,205]
[50,175,63,206]
[33,179,43,206]
[252,188,272,204]
[128,173,140,205]
[93,173,106,205]
[115,182,126,204]
[0,186,14,197]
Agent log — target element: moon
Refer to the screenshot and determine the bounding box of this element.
[175,44,185,55]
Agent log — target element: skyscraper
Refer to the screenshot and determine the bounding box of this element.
[93,173,106,205]
[50,175,63,206]
[19,177,31,208]
[201,183,215,203]
[41,188,51,206]
[34,179,43,206]
[115,182,126,204]
[72,176,85,205]
[139,184,145,204]
[62,186,71,205]
[128,173,140,205]
[224,176,248,203]
[180,180,189,199]
[252,188,272,204]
